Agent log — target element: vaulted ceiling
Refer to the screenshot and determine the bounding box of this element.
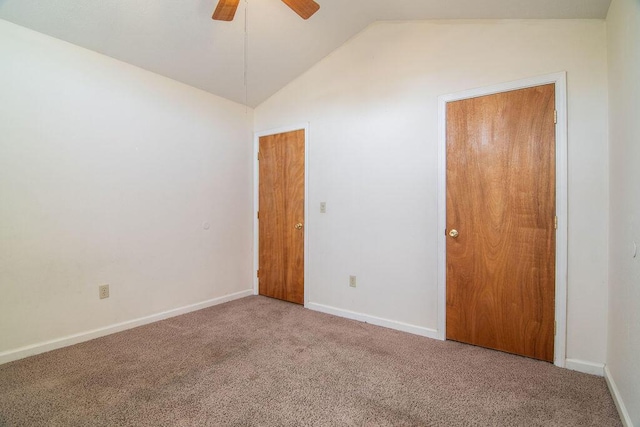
[0,0,611,107]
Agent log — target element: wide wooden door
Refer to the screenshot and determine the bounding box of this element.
[258,129,305,304]
[446,84,556,362]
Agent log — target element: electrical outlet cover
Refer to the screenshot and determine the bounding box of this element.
[99,284,110,299]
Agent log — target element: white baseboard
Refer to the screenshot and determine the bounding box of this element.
[564,358,605,376]
[604,366,635,427]
[306,302,439,340]
[0,289,253,366]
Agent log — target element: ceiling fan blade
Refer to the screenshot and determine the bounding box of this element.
[281,0,320,20]
[212,0,240,21]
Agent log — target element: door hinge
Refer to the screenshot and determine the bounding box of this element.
[554,321,557,336]
[554,216,558,230]
[256,269,259,278]
[554,110,558,124]
[257,151,260,160]
[257,211,259,219]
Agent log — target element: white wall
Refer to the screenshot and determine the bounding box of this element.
[606,0,640,423]
[255,20,609,365]
[0,20,254,357]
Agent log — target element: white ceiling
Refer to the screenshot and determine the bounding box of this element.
[0,0,611,107]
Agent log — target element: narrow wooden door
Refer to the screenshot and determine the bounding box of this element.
[258,129,305,304]
[446,84,556,362]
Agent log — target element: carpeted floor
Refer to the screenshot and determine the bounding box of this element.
[0,296,622,426]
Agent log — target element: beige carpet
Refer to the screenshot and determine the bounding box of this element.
[0,296,621,426]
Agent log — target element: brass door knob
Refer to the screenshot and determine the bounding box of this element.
[295,223,304,230]
[449,229,459,238]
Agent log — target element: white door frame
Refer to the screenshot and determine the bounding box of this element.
[253,123,311,306]
[436,72,568,367]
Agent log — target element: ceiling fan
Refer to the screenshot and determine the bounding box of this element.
[212,0,320,21]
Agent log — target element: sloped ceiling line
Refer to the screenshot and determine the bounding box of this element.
[0,0,611,107]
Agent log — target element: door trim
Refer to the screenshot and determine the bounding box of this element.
[436,72,568,367]
[253,123,310,306]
